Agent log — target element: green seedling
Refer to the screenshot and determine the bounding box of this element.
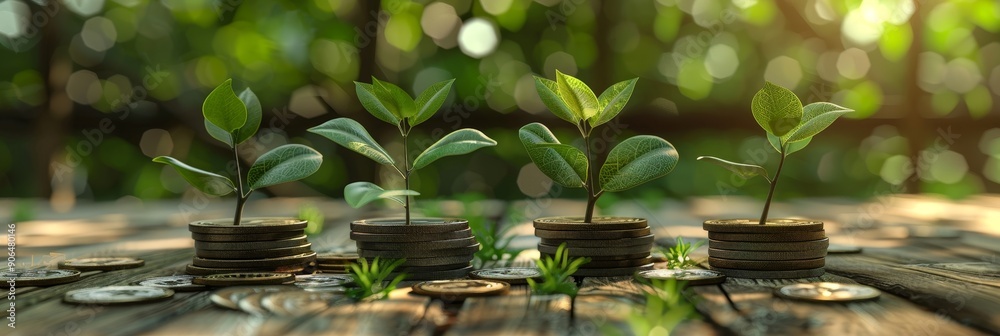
[528,243,590,320]
[345,257,407,301]
[153,79,322,225]
[309,78,497,225]
[658,237,703,270]
[611,278,697,336]
[523,71,679,223]
[470,216,524,269]
[698,81,853,225]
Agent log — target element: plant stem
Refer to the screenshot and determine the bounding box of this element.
[232,144,245,226]
[759,149,787,225]
[582,130,598,223]
[402,131,411,225]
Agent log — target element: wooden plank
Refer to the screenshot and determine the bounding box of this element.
[282,292,432,336]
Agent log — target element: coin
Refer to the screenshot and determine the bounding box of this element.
[411,279,510,298]
[2,269,81,286]
[193,272,295,286]
[351,228,473,242]
[316,251,360,264]
[708,257,825,271]
[191,230,304,242]
[708,248,828,261]
[398,254,476,267]
[577,257,653,269]
[195,243,314,260]
[703,219,824,233]
[294,274,354,290]
[534,227,652,240]
[637,269,726,285]
[237,292,271,315]
[136,275,207,292]
[540,234,655,248]
[192,252,316,268]
[537,243,653,257]
[356,236,478,251]
[262,291,348,316]
[390,265,473,281]
[210,285,296,310]
[185,264,306,276]
[708,230,827,242]
[469,267,541,285]
[827,244,863,254]
[63,286,174,305]
[533,217,649,231]
[194,236,308,250]
[775,282,881,302]
[350,218,469,234]
[573,263,654,277]
[712,267,825,279]
[188,218,307,234]
[359,244,480,259]
[58,257,145,271]
[708,238,829,252]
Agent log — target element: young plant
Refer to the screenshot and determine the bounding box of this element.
[658,237,703,270]
[529,243,590,320]
[612,278,697,336]
[523,71,679,223]
[345,257,407,301]
[470,217,524,268]
[697,82,853,225]
[153,79,323,225]
[308,78,496,225]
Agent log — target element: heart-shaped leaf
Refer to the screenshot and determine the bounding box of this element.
[344,182,420,208]
[372,77,416,119]
[783,102,853,143]
[247,144,323,190]
[534,76,578,124]
[203,79,248,133]
[767,133,812,155]
[599,135,678,192]
[696,156,770,181]
[233,88,262,144]
[153,156,236,196]
[308,118,395,165]
[412,129,497,170]
[411,78,454,127]
[555,70,599,121]
[519,123,588,188]
[590,78,637,128]
[751,81,802,137]
[356,82,401,125]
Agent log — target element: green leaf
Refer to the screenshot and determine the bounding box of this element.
[246,144,323,190]
[751,81,802,137]
[344,182,420,208]
[233,88,262,144]
[203,79,248,133]
[356,82,401,125]
[590,78,637,128]
[783,102,853,143]
[204,120,234,147]
[534,76,578,124]
[519,123,588,188]
[411,79,454,127]
[767,133,811,155]
[555,70,599,121]
[372,77,416,119]
[152,156,236,196]
[599,135,679,192]
[308,118,395,165]
[412,129,497,170]
[696,156,769,181]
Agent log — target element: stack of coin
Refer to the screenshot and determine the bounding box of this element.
[351,218,477,281]
[703,219,828,279]
[533,217,655,277]
[314,251,359,274]
[186,218,316,275]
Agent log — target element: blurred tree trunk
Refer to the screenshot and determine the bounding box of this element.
[32,2,67,198]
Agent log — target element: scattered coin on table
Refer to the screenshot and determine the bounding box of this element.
[636,269,726,286]
[826,244,863,254]
[293,274,354,290]
[210,286,297,310]
[261,291,348,316]
[193,272,294,286]
[410,279,510,299]
[63,286,174,305]
[469,267,541,285]
[2,269,81,286]
[775,282,881,302]
[136,275,207,292]
[58,257,145,271]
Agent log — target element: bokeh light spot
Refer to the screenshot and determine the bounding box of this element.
[458,18,498,58]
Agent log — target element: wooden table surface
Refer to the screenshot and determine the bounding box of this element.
[7,194,1000,336]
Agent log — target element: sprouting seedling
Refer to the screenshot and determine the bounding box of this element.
[153,79,323,225]
[528,243,590,320]
[308,78,497,225]
[612,278,697,336]
[657,237,703,270]
[698,81,853,225]
[523,71,679,223]
[345,257,407,301]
